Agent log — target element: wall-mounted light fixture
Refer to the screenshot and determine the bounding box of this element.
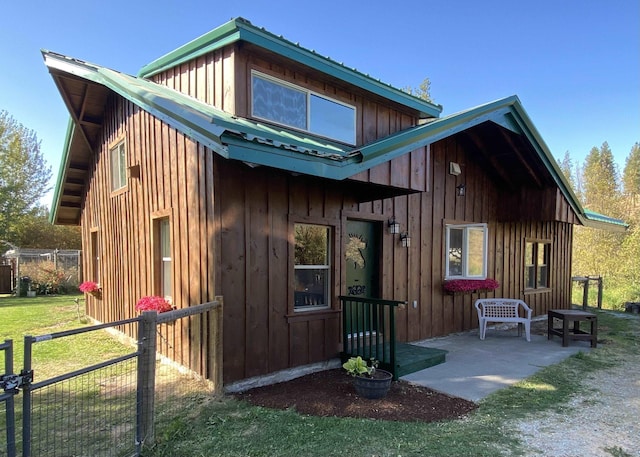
[449,162,461,176]
[388,217,400,234]
[456,184,466,197]
[400,232,411,248]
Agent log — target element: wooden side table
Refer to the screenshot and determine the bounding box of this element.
[548,309,598,348]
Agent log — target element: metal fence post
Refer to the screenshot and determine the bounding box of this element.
[2,340,16,457]
[136,311,158,452]
[22,336,34,457]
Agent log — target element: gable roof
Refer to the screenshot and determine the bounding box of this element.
[42,26,626,232]
[138,17,442,119]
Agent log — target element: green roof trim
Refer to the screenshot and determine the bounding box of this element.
[583,209,628,231]
[49,118,75,224]
[138,17,442,119]
[44,50,626,232]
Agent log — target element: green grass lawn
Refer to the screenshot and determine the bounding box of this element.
[146,307,639,457]
[0,294,132,376]
[2,295,638,457]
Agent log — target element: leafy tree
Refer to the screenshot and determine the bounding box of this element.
[12,206,81,249]
[0,111,52,243]
[403,78,433,103]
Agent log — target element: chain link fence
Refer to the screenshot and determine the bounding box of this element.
[2,249,82,295]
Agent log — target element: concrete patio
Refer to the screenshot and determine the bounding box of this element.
[401,318,593,402]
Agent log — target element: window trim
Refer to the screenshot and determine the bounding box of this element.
[444,223,488,280]
[152,210,173,303]
[292,221,335,313]
[109,138,128,193]
[524,239,551,291]
[251,70,357,145]
[90,227,100,285]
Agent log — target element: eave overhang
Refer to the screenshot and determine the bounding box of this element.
[44,51,625,232]
[137,17,442,119]
[582,209,628,232]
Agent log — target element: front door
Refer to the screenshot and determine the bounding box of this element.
[345,220,380,298]
[345,219,381,335]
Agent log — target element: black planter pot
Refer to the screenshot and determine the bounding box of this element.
[353,369,393,399]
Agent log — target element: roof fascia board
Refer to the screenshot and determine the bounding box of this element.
[49,119,75,224]
[138,18,442,118]
[582,219,628,232]
[44,52,230,157]
[223,135,350,176]
[137,29,241,78]
[346,100,517,178]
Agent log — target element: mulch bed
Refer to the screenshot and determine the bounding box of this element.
[235,368,477,422]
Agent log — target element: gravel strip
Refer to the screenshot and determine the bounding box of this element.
[514,319,640,457]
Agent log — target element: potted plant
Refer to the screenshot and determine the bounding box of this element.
[342,356,393,399]
[79,281,101,299]
[135,296,173,313]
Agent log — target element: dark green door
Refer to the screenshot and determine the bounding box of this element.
[345,220,380,299]
[344,220,380,336]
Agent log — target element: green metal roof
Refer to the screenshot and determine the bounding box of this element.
[138,17,442,119]
[583,209,628,231]
[43,50,626,232]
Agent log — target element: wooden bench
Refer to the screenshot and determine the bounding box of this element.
[474,299,532,342]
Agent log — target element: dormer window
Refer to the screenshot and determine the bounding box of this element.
[251,71,356,145]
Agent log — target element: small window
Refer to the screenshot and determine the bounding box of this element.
[294,224,331,310]
[525,241,550,289]
[251,71,356,144]
[90,230,100,284]
[110,140,127,191]
[155,217,172,302]
[445,224,488,279]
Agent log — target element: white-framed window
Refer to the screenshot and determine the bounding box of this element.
[251,71,356,145]
[154,217,172,302]
[110,140,127,191]
[294,223,331,311]
[445,223,488,279]
[525,241,550,289]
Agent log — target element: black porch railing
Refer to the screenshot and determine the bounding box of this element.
[339,296,405,379]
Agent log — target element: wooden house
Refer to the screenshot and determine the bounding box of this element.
[43,18,624,386]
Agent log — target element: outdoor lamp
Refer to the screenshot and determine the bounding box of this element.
[400,232,411,248]
[388,217,400,234]
[456,184,466,197]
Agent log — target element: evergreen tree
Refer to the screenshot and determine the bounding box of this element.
[557,151,578,197]
[581,142,621,217]
[573,142,624,282]
[623,142,640,209]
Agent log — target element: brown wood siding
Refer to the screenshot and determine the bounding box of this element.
[80,99,575,384]
[214,160,353,382]
[349,136,574,342]
[150,44,421,150]
[80,97,219,380]
[81,44,578,385]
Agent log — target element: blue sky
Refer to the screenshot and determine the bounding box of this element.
[1,0,638,207]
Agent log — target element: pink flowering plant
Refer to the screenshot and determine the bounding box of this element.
[443,278,500,294]
[135,296,173,313]
[79,281,101,293]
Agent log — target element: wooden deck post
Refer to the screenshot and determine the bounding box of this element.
[582,278,590,310]
[137,311,158,449]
